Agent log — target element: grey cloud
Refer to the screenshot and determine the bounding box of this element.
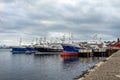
[0,0,120,45]
[0,0,15,3]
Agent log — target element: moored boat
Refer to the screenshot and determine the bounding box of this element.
[35,47,63,52]
[11,47,26,53]
[60,43,80,56]
[11,38,36,54]
[34,43,63,55]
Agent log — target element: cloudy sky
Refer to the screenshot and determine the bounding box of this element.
[0,0,120,46]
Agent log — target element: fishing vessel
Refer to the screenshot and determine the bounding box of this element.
[34,37,63,54]
[11,38,36,54]
[34,43,63,55]
[60,33,80,56]
[60,43,80,56]
[11,47,26,53]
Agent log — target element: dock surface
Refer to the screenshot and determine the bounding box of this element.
[77,50,120,80]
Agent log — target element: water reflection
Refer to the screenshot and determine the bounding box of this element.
[61,56,79,71]
[0,49,107,80]
[61,56,106,72]
[62,56,79,63]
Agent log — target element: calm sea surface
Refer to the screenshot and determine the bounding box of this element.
[0,49,106,80]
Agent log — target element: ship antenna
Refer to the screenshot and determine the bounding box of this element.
[31,39,34,46]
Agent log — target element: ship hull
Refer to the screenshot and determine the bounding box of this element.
[60,52,78,56]
[11,47,36,54]
[35,47,63,52]
[60,43,80,56]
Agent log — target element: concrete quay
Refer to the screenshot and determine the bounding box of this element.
[76,50,120,80]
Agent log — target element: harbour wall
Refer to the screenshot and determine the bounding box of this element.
[75,49,120,80]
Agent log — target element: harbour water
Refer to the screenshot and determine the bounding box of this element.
[0,49,106,80]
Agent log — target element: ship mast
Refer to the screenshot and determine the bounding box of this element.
[61,34,65,43]
[69,33,73,44]
[19,38,22,46]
